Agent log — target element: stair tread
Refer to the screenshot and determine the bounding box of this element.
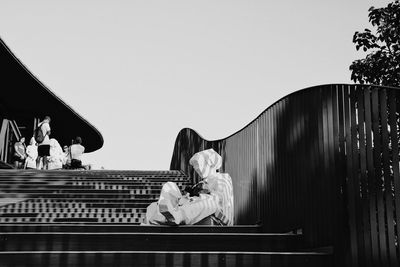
[0,224,262,233]
[1,232,292,236]
[0,250,332,255]
[0,231,308,252]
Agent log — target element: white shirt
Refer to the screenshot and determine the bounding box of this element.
[25,145,38,169]
[39,121,51,145]
[70,144,85,161]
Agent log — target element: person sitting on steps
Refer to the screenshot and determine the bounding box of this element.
[143,149,234,226]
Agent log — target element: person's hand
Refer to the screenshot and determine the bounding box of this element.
[178,195,190,206]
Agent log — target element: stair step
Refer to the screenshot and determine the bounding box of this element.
[0,218,143,224]
[0,193,160,198]
[2,202,153,209]
[0,208,146,213]
[0,189,165,194]
[0,178,189,182]
[0,214,143,218]
[0,251,333,267]
[0,171,186,175]
[0,224,262,233]
[0,183,188,188]
[2,198,155,203]
[0,217,146,224]
[0,173,187,179]
[0,232,305,252]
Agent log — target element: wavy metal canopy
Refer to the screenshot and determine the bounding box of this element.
[170,84,400,266]
[0,38,103,153]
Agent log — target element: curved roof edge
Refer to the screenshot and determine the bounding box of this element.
[0,36,104,152]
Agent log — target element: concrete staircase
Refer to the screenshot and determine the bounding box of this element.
[0,170,188,224]
[0,170,333,266]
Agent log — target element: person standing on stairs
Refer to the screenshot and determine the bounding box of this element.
[69,136,85,169]
[13,136,26,169]
[36,116,51,170]
[25,137,38,169]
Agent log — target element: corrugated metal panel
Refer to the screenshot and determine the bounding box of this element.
[170,84,400,266]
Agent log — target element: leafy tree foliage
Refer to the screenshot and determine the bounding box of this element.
[350,1,400,87]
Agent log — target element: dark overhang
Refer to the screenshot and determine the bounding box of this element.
[0,37,103,153]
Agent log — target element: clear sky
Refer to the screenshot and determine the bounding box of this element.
[0,0,392,170]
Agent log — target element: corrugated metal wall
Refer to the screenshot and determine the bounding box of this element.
[170,84,400,266]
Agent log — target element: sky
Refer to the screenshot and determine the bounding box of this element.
[0,0,393,170]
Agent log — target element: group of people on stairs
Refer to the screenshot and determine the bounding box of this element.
[12,116,86,170]
[143,149,234,226]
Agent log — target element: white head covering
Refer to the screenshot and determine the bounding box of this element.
[50,139,63,154]
[48,138,63,169]
[189,149,222,178]
[189,149,233,225]
[29,137,36,146]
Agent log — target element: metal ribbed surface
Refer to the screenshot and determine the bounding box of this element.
[169,84,400,266]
